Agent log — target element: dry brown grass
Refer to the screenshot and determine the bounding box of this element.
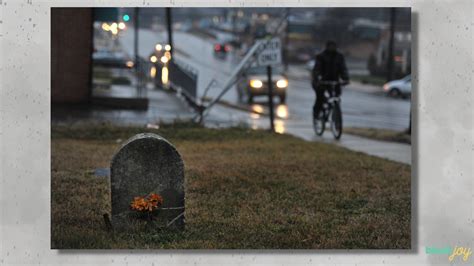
[51,124,411,249]
[345,127,411,144]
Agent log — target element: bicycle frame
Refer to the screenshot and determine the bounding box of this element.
[319,82,341,121]
[313,80,344,139]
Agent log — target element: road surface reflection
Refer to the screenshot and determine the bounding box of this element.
[249,103,288,134]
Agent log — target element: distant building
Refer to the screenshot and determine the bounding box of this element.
[369,30,412,78]
[348,18,388,40]
[286,17,320,62]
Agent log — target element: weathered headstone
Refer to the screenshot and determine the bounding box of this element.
[110,133,185,229]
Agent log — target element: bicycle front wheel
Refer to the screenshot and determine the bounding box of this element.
[330,103,343,139]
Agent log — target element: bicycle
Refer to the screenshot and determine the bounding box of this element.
[313,81,344,140]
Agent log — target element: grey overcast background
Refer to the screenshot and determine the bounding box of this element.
[1,0,473,265]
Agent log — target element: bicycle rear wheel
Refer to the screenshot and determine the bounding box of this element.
[330,103,343,139]
[313,111,325,136]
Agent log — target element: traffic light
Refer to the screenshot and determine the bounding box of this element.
[122,14,130,22]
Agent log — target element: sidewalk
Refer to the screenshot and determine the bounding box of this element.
[282,122,411,165]
[204,103,412,165]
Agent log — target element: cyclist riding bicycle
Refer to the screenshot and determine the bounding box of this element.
[311,41,350,122]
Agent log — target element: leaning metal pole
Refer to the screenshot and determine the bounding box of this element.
[386,8,396,82]
[197,9,290,122]
[198,42,265,119]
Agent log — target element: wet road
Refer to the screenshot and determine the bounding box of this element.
[119,29,411,132]
[286,76,411,131]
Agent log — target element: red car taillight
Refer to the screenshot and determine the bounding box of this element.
[214,44,221,51]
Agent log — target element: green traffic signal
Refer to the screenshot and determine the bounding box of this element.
[123,14,130,22]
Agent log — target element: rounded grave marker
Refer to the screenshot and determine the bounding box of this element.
[110,133,185,229]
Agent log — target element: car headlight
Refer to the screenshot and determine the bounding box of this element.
[250,79,263,89]
[383,84,389,91]
[276,79,288,88]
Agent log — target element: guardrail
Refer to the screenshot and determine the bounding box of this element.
[135,57,199,108]
[168,59,198,103]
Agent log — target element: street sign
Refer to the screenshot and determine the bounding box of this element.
[257,38,282,66]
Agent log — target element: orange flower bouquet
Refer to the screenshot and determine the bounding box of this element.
[130,193,164,220]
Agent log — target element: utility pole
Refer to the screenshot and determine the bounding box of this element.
[166,8,173,58]
[134,7,140,96]
[407,108,412,135]
[267,65,275,132]
[284,8,290,71]
[386,8,396,82]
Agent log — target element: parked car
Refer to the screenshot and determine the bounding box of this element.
[305,59,315,72]
[383,75,411,98]
[213,42,231,58]
[92,49,133,68]
[236,65,289,104]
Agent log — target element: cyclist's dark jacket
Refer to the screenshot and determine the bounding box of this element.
[312,49,349,88]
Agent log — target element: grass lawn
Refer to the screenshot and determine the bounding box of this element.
[345,127,411,145]
[51,124,411,249]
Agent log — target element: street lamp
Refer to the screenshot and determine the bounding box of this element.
[101,23,110,31]
[110,22,118,35]
[118,22,126,30]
